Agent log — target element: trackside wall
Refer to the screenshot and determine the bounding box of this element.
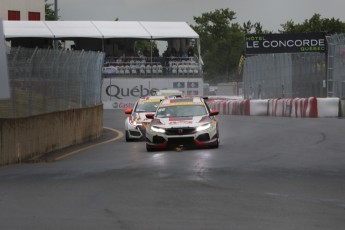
[0,105,103,166]
[207,97,343,118]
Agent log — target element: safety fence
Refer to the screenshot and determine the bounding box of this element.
[207,97,340,118]
[0,48,105,166]
[243,33,345,100]
[243,52,326,99]
[0,47,105,118]
[326,33,345,98]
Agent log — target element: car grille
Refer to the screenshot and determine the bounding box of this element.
[165,127,196,136]
[152,135,166,144]
[167,137,195,148]
[129,130,141,136]
[196,133,210,142]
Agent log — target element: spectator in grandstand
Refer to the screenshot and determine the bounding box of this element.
[171,47,178,57]
[153,48,159,57]
[179,48,188,59]
[187,46,194,57]
[163,47,171,58]
[143,48,150,58]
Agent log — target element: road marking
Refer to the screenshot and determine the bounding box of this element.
[54,127,124,161]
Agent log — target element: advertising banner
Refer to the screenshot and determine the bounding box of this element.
[102,77,204,109]
[0,19,10,100]
[245,32,326,55]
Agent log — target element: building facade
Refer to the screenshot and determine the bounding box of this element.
[0,0,45,21]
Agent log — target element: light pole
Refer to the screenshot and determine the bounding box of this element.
[54,0,58,20]
[53,0,58,49]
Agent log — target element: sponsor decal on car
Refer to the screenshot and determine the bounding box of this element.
[113,101,135,109]
[163,102,204,107]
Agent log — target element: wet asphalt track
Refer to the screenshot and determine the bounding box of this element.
[0,110,345,230]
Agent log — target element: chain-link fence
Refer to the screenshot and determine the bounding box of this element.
[326,33,345,98]
[243,52,326,99]
[0,47,105,118]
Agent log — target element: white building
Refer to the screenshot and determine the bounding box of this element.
[0,0,45,21]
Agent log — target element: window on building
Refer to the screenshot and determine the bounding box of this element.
[8,11,20,20]
[28,12,41,21]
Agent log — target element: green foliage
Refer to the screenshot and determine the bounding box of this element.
[279,13,345,34]
[192,8,245,83]
[192,9,345,84]
[45,0,59,21]
[242,21,272,34]
[135,40,158,56]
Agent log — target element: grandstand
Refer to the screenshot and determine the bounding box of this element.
[3,20,203,78]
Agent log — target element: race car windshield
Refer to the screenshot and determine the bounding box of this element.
[156,105,207,117]
[135,102,159,112]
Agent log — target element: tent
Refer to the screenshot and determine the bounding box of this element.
[3,20,200,61]
[2,20,199,39]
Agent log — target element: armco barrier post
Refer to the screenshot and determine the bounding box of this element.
[340,99,345,117]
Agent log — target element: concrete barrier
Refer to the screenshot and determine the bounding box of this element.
[317,97,340,118]
[268,98,294,117]
[0,105,103,166]
[208,97,341,118]
[208,99,250,115]
[250,99,269,116]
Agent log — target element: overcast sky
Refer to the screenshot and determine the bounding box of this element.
[47,0,345,32]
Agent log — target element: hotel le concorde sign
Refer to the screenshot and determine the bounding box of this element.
[245,32,326,55]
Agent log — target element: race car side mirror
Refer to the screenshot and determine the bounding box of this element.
[124,109,132,114]
[209,110,219,116]
[145,113,155,119]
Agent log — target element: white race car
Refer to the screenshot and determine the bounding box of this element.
[124,96,167,141]
[145,97,220,151]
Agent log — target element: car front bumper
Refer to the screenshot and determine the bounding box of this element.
[126,120,149,140]
[146,125,219,150]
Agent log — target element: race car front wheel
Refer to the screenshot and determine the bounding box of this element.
[125,131,132,142]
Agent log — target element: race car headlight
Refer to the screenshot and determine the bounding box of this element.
[196,123,211,132]
[151,126,166,133]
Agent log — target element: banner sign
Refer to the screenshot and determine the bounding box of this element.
[245,32,326,55]
[0,19,10,100]
[102,77,204,109]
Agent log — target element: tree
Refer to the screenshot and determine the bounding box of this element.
[279,13,345,34]
[45,0,59,21]
[135,40,158,57]
[242,21,271,34]
[191,8,245,83]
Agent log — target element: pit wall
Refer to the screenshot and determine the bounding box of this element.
[208,97,343,118]
[0,105,103,166]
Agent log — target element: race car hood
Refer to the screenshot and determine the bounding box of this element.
[152,116,211,128]
[130,112,153,124]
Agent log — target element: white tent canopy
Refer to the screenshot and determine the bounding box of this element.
[92,21,151,39]
[140,21,199,39]
[3,21,54,38]
[45,21,103,38]
[2,20,199,39]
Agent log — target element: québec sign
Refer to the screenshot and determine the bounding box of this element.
[106,85,158,99]
[102,77,203,109]
[245,32,326,55]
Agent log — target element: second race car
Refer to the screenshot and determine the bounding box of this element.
[124,95,167,141]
